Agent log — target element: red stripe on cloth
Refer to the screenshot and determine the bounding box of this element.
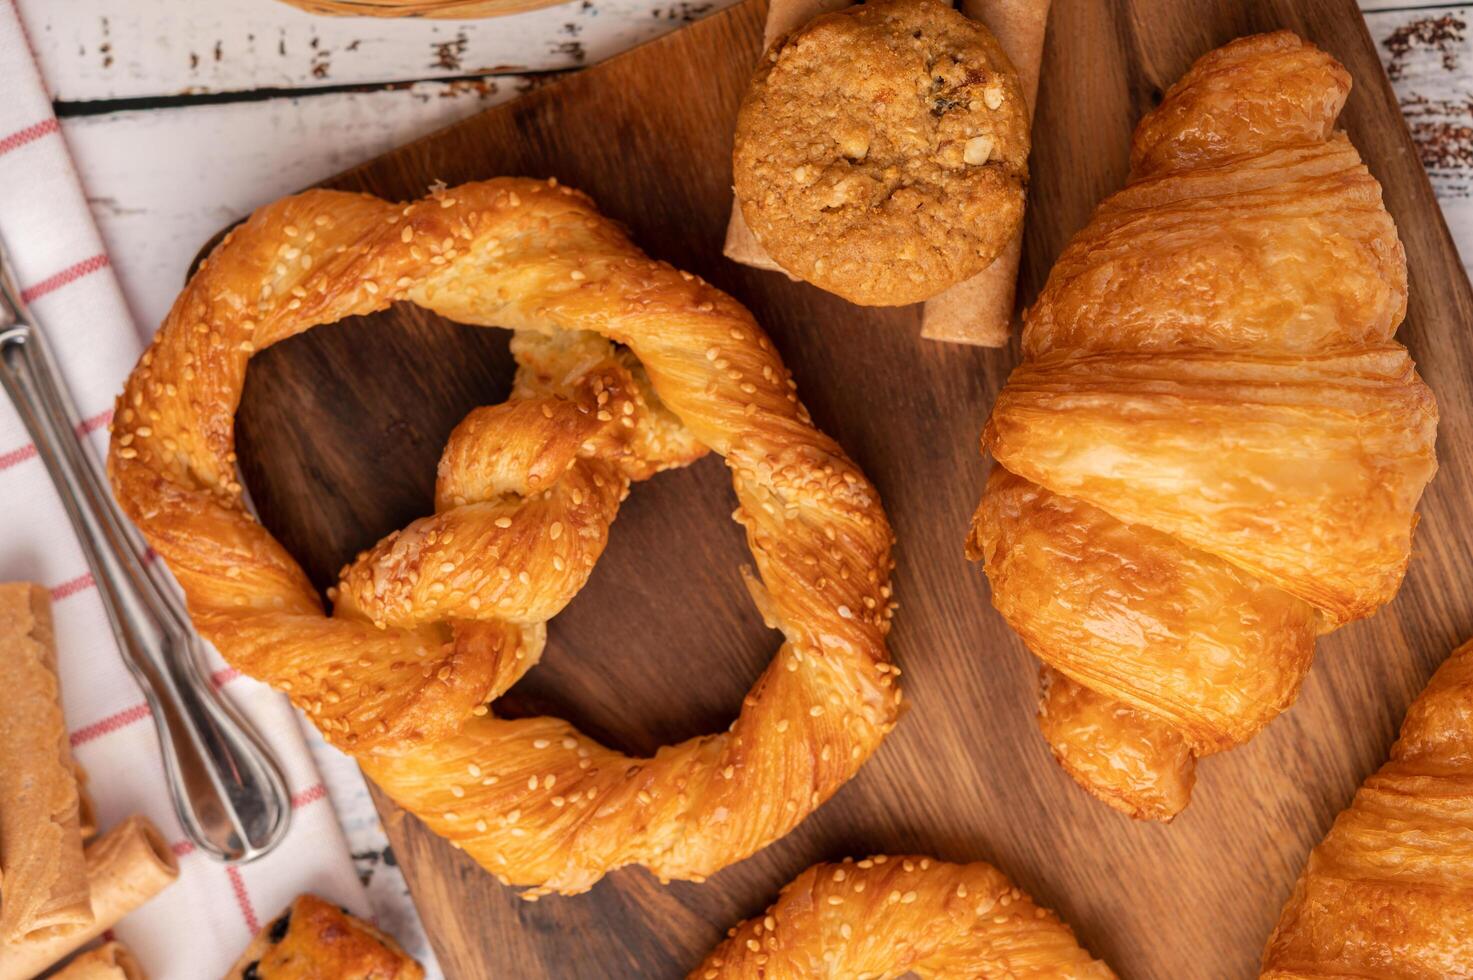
[0,407,113,474]
[291,783,327,809]
[77,408,113,435]
[212,666,242,688]
[48,545,156,605]
[226,865,261,934]
[0,117,58,157]
[0,442,35,470]
[171,840,196,858]
[70,702,150,747]
[20,253,109,304]
[49,571,94,601]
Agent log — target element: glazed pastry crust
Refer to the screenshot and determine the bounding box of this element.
[692,856,1114,978]
[107,178,898,896]
[972,31,1438,820]
[225,895,424,979]
[1036,667,1196,823]
[733,0,1029,306]
[1261,640,1473,978]
[987,345,1435,626]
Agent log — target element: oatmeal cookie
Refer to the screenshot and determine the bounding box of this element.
[733,0,1030,306]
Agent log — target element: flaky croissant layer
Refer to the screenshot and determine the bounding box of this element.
[972,31,1438,821]
[1262,640,1473,978]
[108,177,900,896]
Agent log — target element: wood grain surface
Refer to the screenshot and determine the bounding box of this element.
[223,0,1473,975]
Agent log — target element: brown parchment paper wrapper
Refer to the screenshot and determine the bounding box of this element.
[724,0,1052,346]
[0,583,92,944]
[50,943,146,980]
[0,817,178,980]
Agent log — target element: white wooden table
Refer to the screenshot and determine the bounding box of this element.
[16,0,1472,974]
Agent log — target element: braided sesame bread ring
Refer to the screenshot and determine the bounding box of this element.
[693,856,1115,978]
[107,177,900,896]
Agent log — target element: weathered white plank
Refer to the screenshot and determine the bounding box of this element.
[19,0,739,102]
[17,0,1456,105]
[1360,0,1461,10]
[1364,6,1473,270]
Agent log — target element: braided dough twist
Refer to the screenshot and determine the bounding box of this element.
[969,32,1438,821]
[693,855,1114,978]
[107,178,900,896]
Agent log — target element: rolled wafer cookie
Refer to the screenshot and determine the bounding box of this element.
[0,582,92,944]
[0,816,179,980]
[725,0,1051,345]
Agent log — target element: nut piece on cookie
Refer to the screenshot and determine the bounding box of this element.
[223,895,424,979]
[733,0,1030,307]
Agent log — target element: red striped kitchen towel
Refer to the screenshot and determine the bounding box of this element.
[0,4,372,976]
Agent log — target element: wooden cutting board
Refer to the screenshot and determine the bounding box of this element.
[224,0,1473,975]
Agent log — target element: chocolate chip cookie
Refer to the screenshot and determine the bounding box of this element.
[733,0,1030,306]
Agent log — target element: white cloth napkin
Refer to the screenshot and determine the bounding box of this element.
[0,5,375,978]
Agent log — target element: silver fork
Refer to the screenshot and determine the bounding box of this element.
[0,240,290,863]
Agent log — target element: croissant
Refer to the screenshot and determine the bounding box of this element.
[968,31,1438,820]
[108,178,900,897]
[692,855,1114,978]
[1261,639,1473,977]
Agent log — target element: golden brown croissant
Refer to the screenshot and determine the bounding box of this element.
[692,855,1114,978]
[968,31,1438,821]
[1261,639,1473,977]
[107,178,900,897]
